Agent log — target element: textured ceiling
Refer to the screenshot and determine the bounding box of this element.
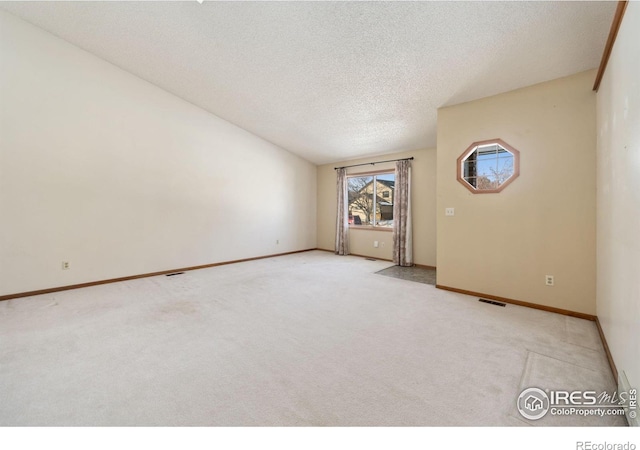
[1,1,615,164]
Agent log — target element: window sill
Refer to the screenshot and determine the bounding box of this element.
[349,226,393,232]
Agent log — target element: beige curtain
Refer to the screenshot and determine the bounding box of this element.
[393,160,413,266]
[335,168,350,255]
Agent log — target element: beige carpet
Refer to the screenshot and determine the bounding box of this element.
[0,251,623,426]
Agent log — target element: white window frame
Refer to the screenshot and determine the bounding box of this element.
[347,170,395,231]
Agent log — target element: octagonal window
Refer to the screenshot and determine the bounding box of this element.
[457,139,520,193]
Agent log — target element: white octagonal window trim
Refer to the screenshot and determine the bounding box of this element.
[456,138,520,194]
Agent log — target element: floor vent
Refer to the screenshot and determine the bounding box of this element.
[165,272,184,277]
[479,298,506,307]
[365,258,377,261]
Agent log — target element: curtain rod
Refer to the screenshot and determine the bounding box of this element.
[334,156,413,170]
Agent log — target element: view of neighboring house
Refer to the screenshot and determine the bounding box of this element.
[347,175,395,227]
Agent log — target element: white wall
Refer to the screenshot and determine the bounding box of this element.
[596,2,640,393]
[437,71,597,316]
[0,10,317,297]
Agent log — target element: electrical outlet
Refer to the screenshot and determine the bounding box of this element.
[381,242,385,248]
[373,241,379,248]
[61,261,70,270]
[445,208,455,216]
[545,275,554,286]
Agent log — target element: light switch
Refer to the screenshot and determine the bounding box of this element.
[445,208,455,216]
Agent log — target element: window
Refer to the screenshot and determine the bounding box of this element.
[347,172,395,228]
[456,139,520,193]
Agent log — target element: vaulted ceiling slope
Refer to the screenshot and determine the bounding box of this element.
[1,1,615,164]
